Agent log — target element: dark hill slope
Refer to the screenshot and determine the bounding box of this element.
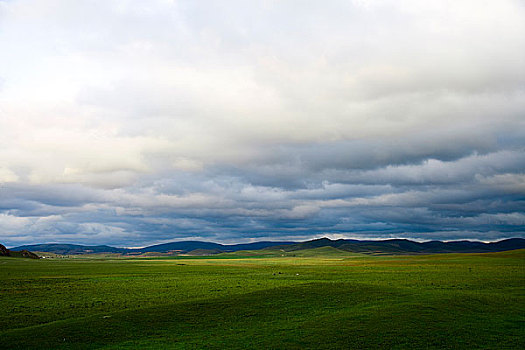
[9,249,40,259]
[0,244,10,256]
[1,243,39,259]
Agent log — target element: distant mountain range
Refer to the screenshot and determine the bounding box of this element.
[10,241,296,255]
[10,237,525,256]
[271,237,525,254]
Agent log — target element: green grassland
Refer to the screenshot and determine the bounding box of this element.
[1,249,524,349]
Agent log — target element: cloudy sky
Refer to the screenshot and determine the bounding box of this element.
[1,0,524,247]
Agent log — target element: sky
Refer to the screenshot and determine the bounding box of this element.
[1,0,524,247]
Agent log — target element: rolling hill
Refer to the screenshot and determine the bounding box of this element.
[9,243,129,255]
[11,241,296,255]
[269,237,525,254]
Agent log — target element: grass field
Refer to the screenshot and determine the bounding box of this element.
[1,249,524,349]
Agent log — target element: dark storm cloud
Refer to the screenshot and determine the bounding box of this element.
[2,146,524,246]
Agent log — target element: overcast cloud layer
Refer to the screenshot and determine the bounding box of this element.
[1,0,524,247]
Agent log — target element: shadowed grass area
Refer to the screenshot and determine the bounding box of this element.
[1,250,524,349]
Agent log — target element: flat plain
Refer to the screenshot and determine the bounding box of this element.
[1,248,524,349]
